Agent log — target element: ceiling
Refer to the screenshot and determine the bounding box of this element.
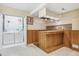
[47,3,79,13]
[0,3,42,12]
[0,3,79,14]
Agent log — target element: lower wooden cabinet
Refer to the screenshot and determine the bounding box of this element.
[71,30,79,45]
[27,30,32,44]
[27,30,38,44]
[38,31,63,52]
[70,30,79,51]
[27,30,33,44]
[27,30,79,52]
[64,30,72,48]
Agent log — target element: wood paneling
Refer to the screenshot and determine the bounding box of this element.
[64,30,79,51]
[71,30,79,45]
[70,30,79,51]
[64,30,72,48]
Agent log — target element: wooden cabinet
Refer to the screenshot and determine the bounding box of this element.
[70,30,79,51]
[46,32,63,47]
[71,30,79,45]
[64,30,71,48]
[27,30,33,44]
[27,29,79,52]
[27,30,38,44]
[38,31,63,53]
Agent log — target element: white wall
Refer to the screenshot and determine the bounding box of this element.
[45,8,79,30]
[62,9,79,30]
[46,8,58,18]
[0,5,29,17]
[28,17,46,30]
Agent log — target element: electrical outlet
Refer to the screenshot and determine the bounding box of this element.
[72,44,79,48]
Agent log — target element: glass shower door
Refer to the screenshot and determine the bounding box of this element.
[3,15,24,45]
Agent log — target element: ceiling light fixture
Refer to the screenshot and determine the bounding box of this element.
[58,8,65,18]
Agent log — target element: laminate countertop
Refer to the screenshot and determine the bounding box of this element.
[39,30,64,32]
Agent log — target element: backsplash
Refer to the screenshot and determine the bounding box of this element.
[46,24,72,30]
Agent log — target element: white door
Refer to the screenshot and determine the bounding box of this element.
[3,15,24,45]
[0,14,3,48]
[0,14,26,48]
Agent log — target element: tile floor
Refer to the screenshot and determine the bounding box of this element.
[0,44,79,56]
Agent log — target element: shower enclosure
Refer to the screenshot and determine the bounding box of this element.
[0,14,26,48]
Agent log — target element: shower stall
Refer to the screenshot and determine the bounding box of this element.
[0,14,27,48]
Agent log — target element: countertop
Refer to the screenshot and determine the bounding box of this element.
[39,30,64,32]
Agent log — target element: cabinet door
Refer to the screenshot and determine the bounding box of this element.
[71,30,79,45]
[56,32,63,45]
[46,32,63,48]
[27,30,33,44]
[64,30,71,47]
[27,30,38,44]
[32,30,38,42]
